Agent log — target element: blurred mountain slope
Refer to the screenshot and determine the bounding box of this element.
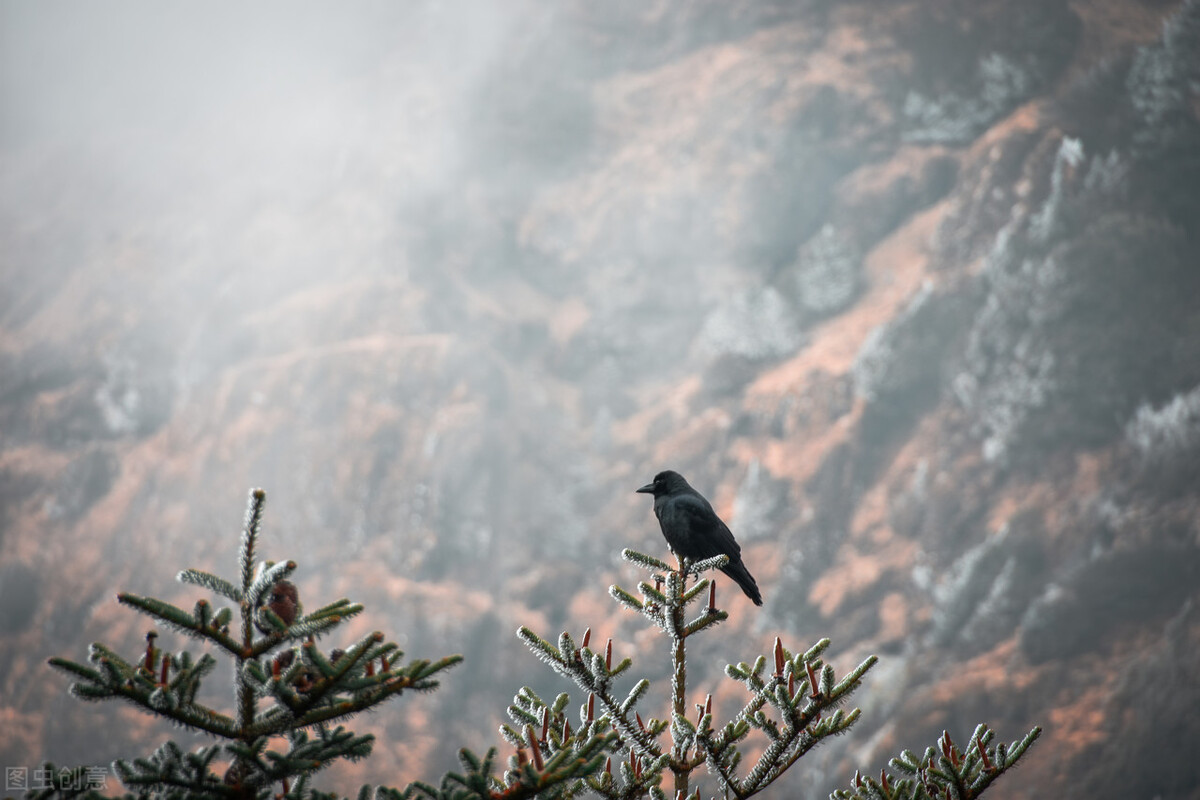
[2,0,1198,796]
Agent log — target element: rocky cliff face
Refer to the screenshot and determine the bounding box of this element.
[2,1,1198,797]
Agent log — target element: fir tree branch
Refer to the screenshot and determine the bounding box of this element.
[114,741,239,798]
[178,569,244,602]
[682,608,727,637]
[392,735,614,800]
[50,645,238,737]
[620,548,673,573]
[239,488,267,595]
[47,655,105,686]
[306,598,366,624]
[830,725,1042,800]
[515,627,660,763]
[253,648,462,737]
[99,670,237,737]
[257,727,374,785]
[680,577,713,606]
[263,632,384,718]
[245,560,297,615]
[636,581,669,606]
[116,592,244,654]
[50,486,463,799]
[694,642,877,798]
[609,584,646,614]
[685,554,729,576]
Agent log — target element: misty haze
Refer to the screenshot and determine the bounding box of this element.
[2,1,1199,798]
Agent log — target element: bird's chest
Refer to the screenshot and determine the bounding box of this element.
[654,502,695,545]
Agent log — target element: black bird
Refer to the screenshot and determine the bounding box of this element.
[636,470,763,606]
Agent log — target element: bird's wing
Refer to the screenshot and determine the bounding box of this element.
[671,493,742,559]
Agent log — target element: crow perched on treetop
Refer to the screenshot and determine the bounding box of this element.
[636,470,763,606]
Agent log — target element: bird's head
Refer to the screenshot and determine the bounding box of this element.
[636,470,689,497]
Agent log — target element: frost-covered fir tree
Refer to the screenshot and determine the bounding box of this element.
[43,489,609,800]
[44,488,1039,800]
[513,548,1039,800]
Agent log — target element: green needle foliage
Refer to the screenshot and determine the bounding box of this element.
[385,735,615,800]
[43,488,1039,800]
[514,548,1040,800]
[47,489,464,800]
[831,725,1042,800]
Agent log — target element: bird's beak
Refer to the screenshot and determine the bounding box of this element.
[635,482,655,494]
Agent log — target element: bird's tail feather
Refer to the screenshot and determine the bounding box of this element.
[721,560,763,606]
